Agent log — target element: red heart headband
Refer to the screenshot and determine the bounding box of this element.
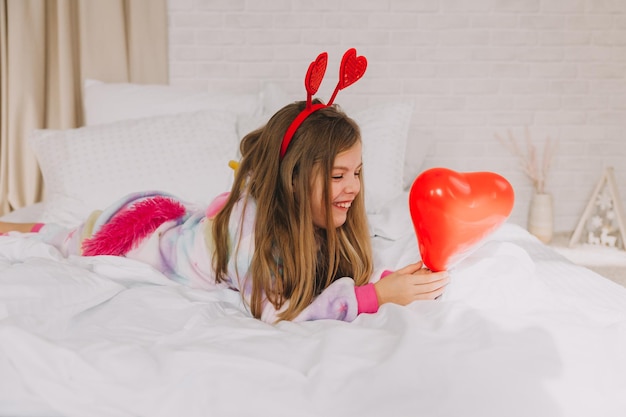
[280,48,367,160]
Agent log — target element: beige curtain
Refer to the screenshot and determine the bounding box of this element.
[0,0,168,215]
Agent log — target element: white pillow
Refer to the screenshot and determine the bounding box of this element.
[30,110,239,227]
[236,82,294,139]
[83,79,261,126]
[237,113,271,140]
[403,128,432,190]
[354,101,414,214]
[259,82,294,115]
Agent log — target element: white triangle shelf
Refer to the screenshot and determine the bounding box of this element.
[569,166,626,250]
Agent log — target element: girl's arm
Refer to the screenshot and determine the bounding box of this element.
[259,277,361,323]
[257,263,449,323]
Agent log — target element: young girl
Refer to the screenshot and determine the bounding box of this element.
[0,50,449,323]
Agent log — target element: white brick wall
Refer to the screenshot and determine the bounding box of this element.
[167,0,626,233]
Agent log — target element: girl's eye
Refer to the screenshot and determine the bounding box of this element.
[332,171,360,180]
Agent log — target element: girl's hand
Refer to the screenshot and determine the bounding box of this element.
[373,262,449,306]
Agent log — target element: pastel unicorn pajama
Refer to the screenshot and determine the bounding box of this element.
[35,192,383,323]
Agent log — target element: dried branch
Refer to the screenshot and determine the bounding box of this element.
[495,127,558,194]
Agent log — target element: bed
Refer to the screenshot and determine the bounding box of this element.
[1,81,625,417]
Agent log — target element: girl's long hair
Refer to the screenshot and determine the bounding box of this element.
[211,100,373,321]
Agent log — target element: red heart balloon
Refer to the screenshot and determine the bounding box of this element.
[409,168,515,272]
[338,48,367,90]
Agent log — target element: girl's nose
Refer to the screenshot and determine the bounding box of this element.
[345,175,360,194]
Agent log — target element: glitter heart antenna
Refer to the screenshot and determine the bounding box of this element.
[280,48,367,160]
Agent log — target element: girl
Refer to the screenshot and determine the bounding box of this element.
[0,101,448,323]
[0,49,449,323]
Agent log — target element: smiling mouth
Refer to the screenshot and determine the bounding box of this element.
[334,201,352,209]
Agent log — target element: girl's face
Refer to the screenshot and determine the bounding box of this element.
[310,142,362,229]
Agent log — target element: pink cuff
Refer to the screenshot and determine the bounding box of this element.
[355,283,379,315]
[30,223,45,233]
[380,269,393,279]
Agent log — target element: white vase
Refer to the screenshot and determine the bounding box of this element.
[528,193,553,244]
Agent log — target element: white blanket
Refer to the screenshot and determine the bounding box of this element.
[1,222,626,417]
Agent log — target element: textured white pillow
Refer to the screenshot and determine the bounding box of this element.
[403,128,432,190]
[83,79,261,126]
[30,110,239,227]
[354,101,414,214]
[236,82,294,139]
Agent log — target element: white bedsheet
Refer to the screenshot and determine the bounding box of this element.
[1,219,626,417]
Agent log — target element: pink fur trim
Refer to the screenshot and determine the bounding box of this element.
[82,196,186,256]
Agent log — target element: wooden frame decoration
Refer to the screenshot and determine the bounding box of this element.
[569,166,626,250]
